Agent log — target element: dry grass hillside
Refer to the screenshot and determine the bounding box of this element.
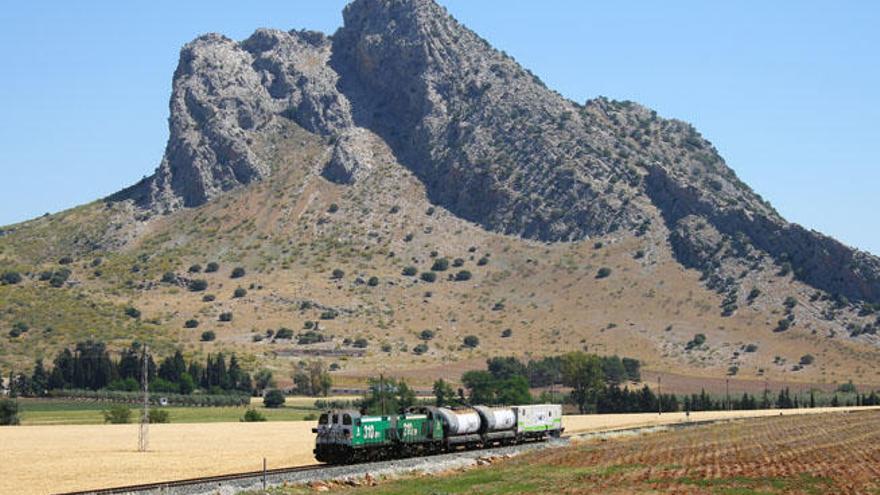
[2,120,880,389]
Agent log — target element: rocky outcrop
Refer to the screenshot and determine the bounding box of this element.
[109,0,880,303]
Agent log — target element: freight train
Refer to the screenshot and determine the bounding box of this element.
[313,404,563,464]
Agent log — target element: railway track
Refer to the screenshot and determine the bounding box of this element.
[53,464,324,495]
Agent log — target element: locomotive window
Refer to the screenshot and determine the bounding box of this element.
[332,414,339,424]
[343,414,352,425]
[319,414,329,425]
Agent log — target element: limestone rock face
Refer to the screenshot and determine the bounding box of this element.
[111,0,880,303]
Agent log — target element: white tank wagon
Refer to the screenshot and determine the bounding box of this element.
[474,406,518,443]
[514,404,563,439]
[434,407,483,445]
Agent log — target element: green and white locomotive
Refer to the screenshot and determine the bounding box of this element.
[313,404,562,464]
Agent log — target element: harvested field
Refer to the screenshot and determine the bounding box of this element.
[1,406,877,494]
[286,409,880,495]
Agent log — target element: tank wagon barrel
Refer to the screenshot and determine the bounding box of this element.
[313,403,563,465]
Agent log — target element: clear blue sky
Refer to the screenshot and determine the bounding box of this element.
[1,1,878,254]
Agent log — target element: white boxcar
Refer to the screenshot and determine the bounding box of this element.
[514,404,563,438]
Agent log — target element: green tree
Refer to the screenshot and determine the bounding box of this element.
[0,399,20,426]
[254,369,275,395]
[433,379,456,407]
[561,352,604,413]
[148,409,170,423]
[463,335,480,348]
[263,389,286,408]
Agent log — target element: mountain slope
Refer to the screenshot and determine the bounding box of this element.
[2,0,880,388]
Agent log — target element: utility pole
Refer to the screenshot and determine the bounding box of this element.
[657,375,662,415]
[379,372,386,416]
[138,345,149,452]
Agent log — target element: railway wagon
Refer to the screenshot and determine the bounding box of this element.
[313,404,563,464]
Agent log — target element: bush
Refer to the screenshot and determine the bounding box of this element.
[201,331,216,342]
[593,242,604,249]
[413,343,429,355]
[784,296,798,310]
[320,310,338,320]
[353,338,369,349]
[381,343,393,353]
[501,328,513,338]
[189,279,208,292]
[0,399,20,426]
[775,319,791,332]
[800,354,815,366]
[188,264,202,273]
[184,319,199,329]
[205,262,220,273]
[124,307,141,319]
[298,330,325,345]
[454,270,472,281]
[242,408,267,422]
[202,294,216,302]
[686,333,706,350]
[275,328,294,340]
[463,335,480,348]
[102,405,132,424]
[431,258,450,271]
[263,389,286,408]
[633,250,645,259]
[148,409,170,424]
[327,203,339,213]
[231,267,246,279]
[1,271,22,285]
[452,258,465,268]
[420,272,437,283]
[331,269,345,280]
[477,257,489,266]
[367,276,379,287]
[233,287,247,298]
[49,269,71,288]
[744,343,759,353]
[161,271,176,283]
[747,288,761,301]
[419,329,435,341]
[59,256,73,265]
[402,266,418,276]
[596,267,613,279]
[219,312,233,322]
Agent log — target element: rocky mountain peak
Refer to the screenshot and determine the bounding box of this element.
[107,0,880,304]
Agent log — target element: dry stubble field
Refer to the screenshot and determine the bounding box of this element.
[2,406,879,494]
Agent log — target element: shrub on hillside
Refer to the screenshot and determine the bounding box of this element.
[201,331,216,342]
[331,268,345,280]
[205,262,220,273]
[477,257,489,266]
[420,272,437,283]
[189,279,208,292]
[161,271,176,283]
[202,294,216,302]
[230,267,246,279]
[413,343,429,355]
[596,267,613,279]
[184,319,199,329]
[219,312,233,322]
[367,276,379,287]
[124,307,141,319]
[188,264,202,273]
[402,266,418,276]
[274,328,294,340]
[501,328,513,338]
[431,258,450,271]
[1,271,22,285]
[419,329,435,341]
[353,338,369,349]
[685,333,706,350]
[454,270,472,281]
[233,287,247,298]
[463,335,480,348]
[800,354,815,366]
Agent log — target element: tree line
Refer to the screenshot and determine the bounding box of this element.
[4,340,253,398]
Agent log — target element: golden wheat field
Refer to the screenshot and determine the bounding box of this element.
[2,406,878,495]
